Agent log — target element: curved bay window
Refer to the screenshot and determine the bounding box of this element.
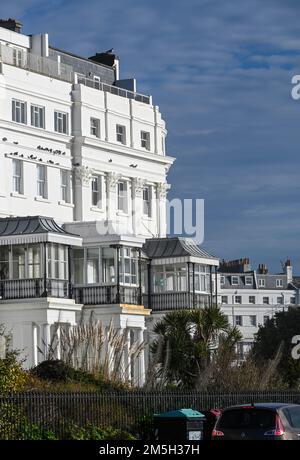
[153,265,187,293]
[193,264,210,293]
[119,248,138,285]
[0,247,9,280]
[47,244,68,280]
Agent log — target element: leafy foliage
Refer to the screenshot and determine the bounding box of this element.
[65,424,136,440]
[0,325,28,394]
[150,306,242,388]
[252,308,300,387]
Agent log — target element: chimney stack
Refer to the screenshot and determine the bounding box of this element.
[258,263,268,274]
[0,18,23,34]
[284,259,293,284]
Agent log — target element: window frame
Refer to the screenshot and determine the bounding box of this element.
[90,117,100,138]
[31,104,45,129]
[54,110,69,134]
[12,99,27,124]
[12,159,23,194]
[36,164,48,199]
[117,180,128,213]
[231,275,239,286]
[141,130,151,150]
[116,124,126,144]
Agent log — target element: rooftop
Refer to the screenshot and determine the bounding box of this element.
[0,216,82,246]
[143,237,218,262]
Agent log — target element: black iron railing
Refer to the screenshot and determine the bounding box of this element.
[143,291,210,311]
[0,279,70,300]
[73,284,140,305]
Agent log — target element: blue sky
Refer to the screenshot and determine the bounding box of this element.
[3,0,300,273]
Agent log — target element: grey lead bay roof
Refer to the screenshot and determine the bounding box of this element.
[0,216,82,247]
[143,237,218,261]
[0,216,74,236]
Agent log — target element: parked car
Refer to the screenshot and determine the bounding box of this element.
[212,403,300,440]
[202,409,222,440]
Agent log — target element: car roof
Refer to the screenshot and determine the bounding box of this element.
[223,403,300,411]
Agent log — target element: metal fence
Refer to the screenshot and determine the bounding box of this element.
[1,390,300,439]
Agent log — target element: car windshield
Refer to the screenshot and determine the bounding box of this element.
[284,407,300,428]
[218,408,276,430]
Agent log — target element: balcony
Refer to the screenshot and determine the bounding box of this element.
[0,279,70,300]
[143,292,210,312]
[73,285,140,305]
[0,43,73,82]
[77,76,151,105]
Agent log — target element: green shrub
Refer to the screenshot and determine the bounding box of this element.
[20,424,58,440]
[66,424,136,440]
[0,357,28,394]
[31,360,77,382]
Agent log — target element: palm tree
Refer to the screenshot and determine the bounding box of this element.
[150,306,242,389]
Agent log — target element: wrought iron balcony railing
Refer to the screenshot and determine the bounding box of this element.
[73,284,140,305]
[143,291,210,311]
[0,278,70,300]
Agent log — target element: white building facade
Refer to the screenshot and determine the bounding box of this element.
[0,19,220,385]
[217,258,299,359]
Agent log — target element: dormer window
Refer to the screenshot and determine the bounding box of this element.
[245,276,253,285]
[258,278,265,287]
[231,276,239,285]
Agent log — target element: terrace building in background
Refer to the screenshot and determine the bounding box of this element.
[218,258,299,359]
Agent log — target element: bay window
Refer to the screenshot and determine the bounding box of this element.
[119,248,138,285]
[0,247,9,280]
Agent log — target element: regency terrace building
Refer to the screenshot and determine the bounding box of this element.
[0,19,220,385]
[0,19,298,385]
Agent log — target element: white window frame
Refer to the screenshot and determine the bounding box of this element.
[12,99,27,124]
[13,48,22,67]
[235,315,243,326]
[276,279,283,288]
[141,130,150,150]
[91,175,102,208]
[12,159,23,194]
[60,170,71,203]
[54,111,68,134]
[258,278,265,287]
[263,296,269,305]
[31,104,45,129]
[249,295,256,304]
[235,295,242,304]
[90,117,100,138]
[220,276,225,285]
[143,186,152,217]
[36,165,47,199]
[249,315,257,327]
[231,275,239,285]
[116,124,126,144]
[117,180,128,213]
[245,276,253,285]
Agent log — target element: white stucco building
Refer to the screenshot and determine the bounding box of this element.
[217,258,299,359]
[0,19,220,385]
